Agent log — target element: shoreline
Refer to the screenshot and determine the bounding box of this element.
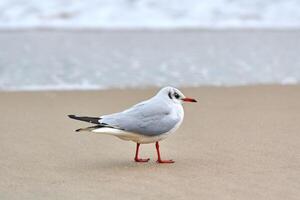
[1,83,299,92]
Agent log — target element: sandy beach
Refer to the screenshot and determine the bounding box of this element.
[0,85,299,199]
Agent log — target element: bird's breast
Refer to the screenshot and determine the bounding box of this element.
[168,104,184,133]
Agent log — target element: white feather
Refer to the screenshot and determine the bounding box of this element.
[90,127,174,144]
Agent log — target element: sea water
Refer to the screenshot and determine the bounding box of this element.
[0,30,299,91]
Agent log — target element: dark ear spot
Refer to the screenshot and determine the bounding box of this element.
[168,92,172,99]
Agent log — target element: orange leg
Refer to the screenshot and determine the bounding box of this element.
[156,142,174,164]
[134,143,150,162]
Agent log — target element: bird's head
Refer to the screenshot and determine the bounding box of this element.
[157,86,197,104]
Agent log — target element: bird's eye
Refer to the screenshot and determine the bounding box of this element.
[174,92,180,99]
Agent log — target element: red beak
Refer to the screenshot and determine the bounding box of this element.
[182,97,197,103]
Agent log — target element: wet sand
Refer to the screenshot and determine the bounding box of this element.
[0,85,299,199]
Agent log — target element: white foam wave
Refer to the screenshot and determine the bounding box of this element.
[0,0,300,29]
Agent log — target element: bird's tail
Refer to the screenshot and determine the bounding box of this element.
[68,114,123,135]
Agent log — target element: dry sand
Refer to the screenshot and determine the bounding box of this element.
[0,86,299,199]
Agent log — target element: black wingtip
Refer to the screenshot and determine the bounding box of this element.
[67,115,101,124]
[75,128,81,132]
[68,115,76,119]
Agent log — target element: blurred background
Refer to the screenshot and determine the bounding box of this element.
[0,0,299,90]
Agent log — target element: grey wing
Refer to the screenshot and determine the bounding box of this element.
[99,100,179,136]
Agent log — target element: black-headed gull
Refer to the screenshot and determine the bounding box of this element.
[68,86,197,163]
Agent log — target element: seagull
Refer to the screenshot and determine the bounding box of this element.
[68,86,197,163]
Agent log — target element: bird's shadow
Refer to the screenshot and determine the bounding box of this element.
[65,158,175,174]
